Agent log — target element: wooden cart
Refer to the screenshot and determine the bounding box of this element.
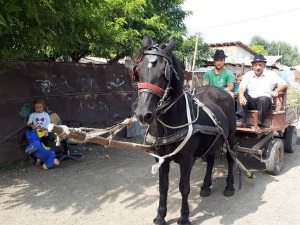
[236,92,299,175]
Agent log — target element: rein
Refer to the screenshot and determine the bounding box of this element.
[133,45,254,180]
[147,92,255,180]
[149,91,193,174]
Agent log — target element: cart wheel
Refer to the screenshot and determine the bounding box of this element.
[284,126,297,153]
[265,139,284,175]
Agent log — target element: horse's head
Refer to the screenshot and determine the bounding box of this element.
[133,35,181,126]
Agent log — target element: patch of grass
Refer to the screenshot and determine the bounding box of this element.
[287,87,300,109]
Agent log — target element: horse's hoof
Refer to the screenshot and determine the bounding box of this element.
[223,188,235,197]
[177,217,191,225]
[200,188,211,197]
[153,217,166,225]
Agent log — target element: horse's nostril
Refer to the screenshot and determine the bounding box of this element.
[144,112,153,122]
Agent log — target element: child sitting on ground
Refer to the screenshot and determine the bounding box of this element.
[27,99,51,165]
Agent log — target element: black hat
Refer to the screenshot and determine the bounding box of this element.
[212,49,227,59]
[251,54,267,63]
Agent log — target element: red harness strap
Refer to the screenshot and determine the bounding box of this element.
[138,82,165,96]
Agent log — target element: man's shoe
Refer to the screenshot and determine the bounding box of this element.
[236,120,246,128]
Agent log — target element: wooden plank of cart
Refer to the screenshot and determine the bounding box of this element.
[236,91,299,175]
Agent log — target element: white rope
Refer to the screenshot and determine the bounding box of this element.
[194,98,219,126]
[157,91,200,129]
[84,117,137,141]
[149,92,193,174]
[50,124,70,146]
[157,106,199,129]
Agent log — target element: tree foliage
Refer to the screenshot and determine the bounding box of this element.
[249,35,269,49]
[0,0,189,62]
[174,35,210,69]
[267,41,300,67]
[249,35,300,66]
[249,45,267,56]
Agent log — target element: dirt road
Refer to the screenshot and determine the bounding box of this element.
[1,135,300,225]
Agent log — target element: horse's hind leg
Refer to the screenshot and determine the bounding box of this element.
[153,161,170,225]
[200,154,214,197]
[223,150,235,196]
[224,135,235,197]
[177,159,194,225]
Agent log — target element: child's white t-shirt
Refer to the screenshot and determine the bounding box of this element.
[27,112,51,130]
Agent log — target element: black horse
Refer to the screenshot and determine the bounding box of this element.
[134,35,236,225]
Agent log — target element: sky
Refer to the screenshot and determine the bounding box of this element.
[182,0,300,53]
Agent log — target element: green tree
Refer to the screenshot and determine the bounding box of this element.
[102,0,190,63]
[249,35,300,66]
[0,0,189,63]
[267,41,300,66]
[249,35,269,49]
[249,45,267,55]
[174,35,210,69]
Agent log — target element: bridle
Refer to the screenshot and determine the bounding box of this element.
[132,46,179,107]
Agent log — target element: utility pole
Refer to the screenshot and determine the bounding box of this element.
[191,34,199,72]
[191,33,201,92]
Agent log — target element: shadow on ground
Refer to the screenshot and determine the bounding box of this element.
[0,135,300,225]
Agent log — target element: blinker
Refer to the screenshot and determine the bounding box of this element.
[148,55,157,63]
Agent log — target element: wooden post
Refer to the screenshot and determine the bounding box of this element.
[48,124,154,153]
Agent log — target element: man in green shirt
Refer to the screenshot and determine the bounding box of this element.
[202,49,235,92]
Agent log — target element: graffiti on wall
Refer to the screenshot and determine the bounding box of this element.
[79,95,109,112]
[33,80,52,94]
[33,74,72,95]
[78,74,99,93]
[106,73,125,89]
[19,103,31,122]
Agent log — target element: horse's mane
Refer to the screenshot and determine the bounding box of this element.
[170,53,184,96]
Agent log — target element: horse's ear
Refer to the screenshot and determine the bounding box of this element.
[142,35,154,47]
[164,37,176,54]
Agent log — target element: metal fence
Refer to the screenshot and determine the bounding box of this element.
[0,62,136,164]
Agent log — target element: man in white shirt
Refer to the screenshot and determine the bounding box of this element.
[236,54,287,128]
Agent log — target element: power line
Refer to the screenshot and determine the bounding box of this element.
[191,8,300,31]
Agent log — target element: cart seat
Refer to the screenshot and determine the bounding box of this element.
[240,92,287,131]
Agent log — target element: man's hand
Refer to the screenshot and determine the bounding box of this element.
[239,95,247,106]
[271,90,279,97]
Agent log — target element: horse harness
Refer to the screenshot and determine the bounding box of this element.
[145,91,226,158]
[132,45,179,107]
[133,46,254,180]
[146,91,254,180]
[133,46,228,161]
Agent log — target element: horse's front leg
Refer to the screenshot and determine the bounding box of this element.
[200,154,214,197]
[177,159,194,225]
[224,150,235,197]
[153,160,170,225]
